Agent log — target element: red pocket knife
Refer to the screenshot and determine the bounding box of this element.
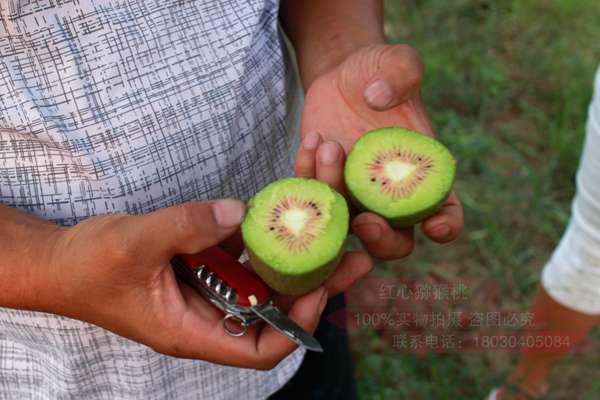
[171,247,323,352]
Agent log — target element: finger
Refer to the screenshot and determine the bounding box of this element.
[316,141,347,195]
[163,277,327,370]
[362,44,424,111]
[131,199,246,257]
[322,251,373,298]
[295,132,321,178]
[358,45,435,137]
[171,283,261,366]
[421,191,464,243]
[254,286,328,369]
[199,287,327,369]
[352,212,415,260]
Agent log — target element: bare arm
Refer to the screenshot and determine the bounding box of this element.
[282,2,465,260]
[0,205,63,311]
[0,201,332,368]
[280,0,385,89]
[0,196,372,367]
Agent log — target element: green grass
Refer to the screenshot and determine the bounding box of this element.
[352,1,600,399]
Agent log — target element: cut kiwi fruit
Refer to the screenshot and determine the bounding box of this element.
[241,177,349,296]
[344,127,456,228]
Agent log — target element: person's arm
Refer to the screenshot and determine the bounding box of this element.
[280,0,385,90]
[282,1,464,259]
[0,201,333,369]
[0,196,373,367]
[0,205,65,311]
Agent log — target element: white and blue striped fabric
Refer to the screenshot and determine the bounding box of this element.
[0,0,304,398]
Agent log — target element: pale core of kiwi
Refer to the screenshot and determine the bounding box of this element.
[367,147,434,200]
[267,197,324,252]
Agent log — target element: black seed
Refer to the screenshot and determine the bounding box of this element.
[270,227,275,231]
[317,212,322,216]
[371,178,376,182]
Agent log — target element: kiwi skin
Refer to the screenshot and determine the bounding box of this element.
[246,244,344,296]
[347,187,452,228]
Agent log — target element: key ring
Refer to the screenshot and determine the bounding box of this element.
[223,314,248,337]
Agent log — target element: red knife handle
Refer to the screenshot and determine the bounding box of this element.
[178,247,271,307]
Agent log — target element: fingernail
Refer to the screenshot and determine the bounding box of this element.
[212,199,246,228]
[431,224,451,239]
[318,288,329,314]
[302,132,320,150]
[364,79,394,109]
[353,223,382,242]
[319,142,339,165]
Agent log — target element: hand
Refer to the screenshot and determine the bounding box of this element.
[297,44,464,259]
[39,200,332,370]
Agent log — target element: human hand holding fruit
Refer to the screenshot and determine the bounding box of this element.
[30,200,333,369]
[297,44,464,259]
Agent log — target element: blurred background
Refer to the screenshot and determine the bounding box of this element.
[348,1,600,398]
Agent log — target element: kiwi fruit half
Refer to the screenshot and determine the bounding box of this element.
[241,177,349,296]
[344,127,456,228]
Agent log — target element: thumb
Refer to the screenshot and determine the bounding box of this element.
[361,44,424,111]
[131,199,246,259]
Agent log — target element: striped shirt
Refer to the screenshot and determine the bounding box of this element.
[0,0,304,398]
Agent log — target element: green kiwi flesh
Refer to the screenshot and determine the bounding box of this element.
[344,127,456,228]
[241,177,349,295]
